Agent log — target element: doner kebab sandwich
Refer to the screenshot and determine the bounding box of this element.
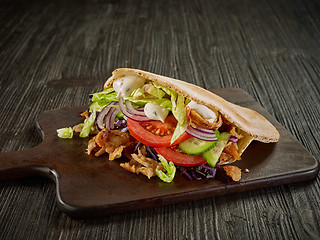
[57,68,280,183]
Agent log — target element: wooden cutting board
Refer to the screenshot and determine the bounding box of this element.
[0,88,318,218]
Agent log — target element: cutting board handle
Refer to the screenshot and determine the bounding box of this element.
[0,145,51,181]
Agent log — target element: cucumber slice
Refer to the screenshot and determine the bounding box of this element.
[179,137,218,155]
[202,132,231,167]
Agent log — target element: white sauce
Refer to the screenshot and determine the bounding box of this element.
[113,75,145,97]
[187,101,218,123]
[144,102,169,122]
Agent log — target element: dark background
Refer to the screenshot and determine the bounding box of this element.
[1,0,319,239]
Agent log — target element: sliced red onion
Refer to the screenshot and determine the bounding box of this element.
[186,125,218,141]
[125,100,146,116]
[96,102,115,131]
[194,127,216,134]
[118,97,151,122]
[105,107,119,130]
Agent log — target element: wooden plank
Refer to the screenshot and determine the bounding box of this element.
[0,0,319,239]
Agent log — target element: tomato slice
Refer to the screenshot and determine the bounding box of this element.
[154,147,206,167]
[126,115,190,147]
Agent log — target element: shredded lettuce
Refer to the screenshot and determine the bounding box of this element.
[91,87,117,102]
[89,87,118,111]
[156,155,176,183]
[131,88,145,99]
[89,88,118,112]
[147,85,165,99]
[89,101,104,112]
[57,127,73,139]
[125,97,172,110]
[79,110,96,138]
[171,94,188,144]
[153,82,175,96]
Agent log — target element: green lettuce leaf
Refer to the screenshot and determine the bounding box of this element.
[125,97,172,110]
[147,85,165,99]
[170,94,188,144]
[153,82,175,96]
[89,87,118,112]
[89,101,105,112]
[156,155,176,183]
[131,88,145,99]
[57,127,73,139]
[79,110,96,138]
[91,87,117,102]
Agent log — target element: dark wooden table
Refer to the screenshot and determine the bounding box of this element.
[1,0,319,239]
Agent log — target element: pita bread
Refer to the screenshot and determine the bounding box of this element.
[104,68,280,156]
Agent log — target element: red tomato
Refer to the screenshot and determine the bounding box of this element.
[154,147,206,167]
[126,115,190,147]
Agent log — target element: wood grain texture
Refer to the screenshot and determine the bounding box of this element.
[0,0,319,239]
